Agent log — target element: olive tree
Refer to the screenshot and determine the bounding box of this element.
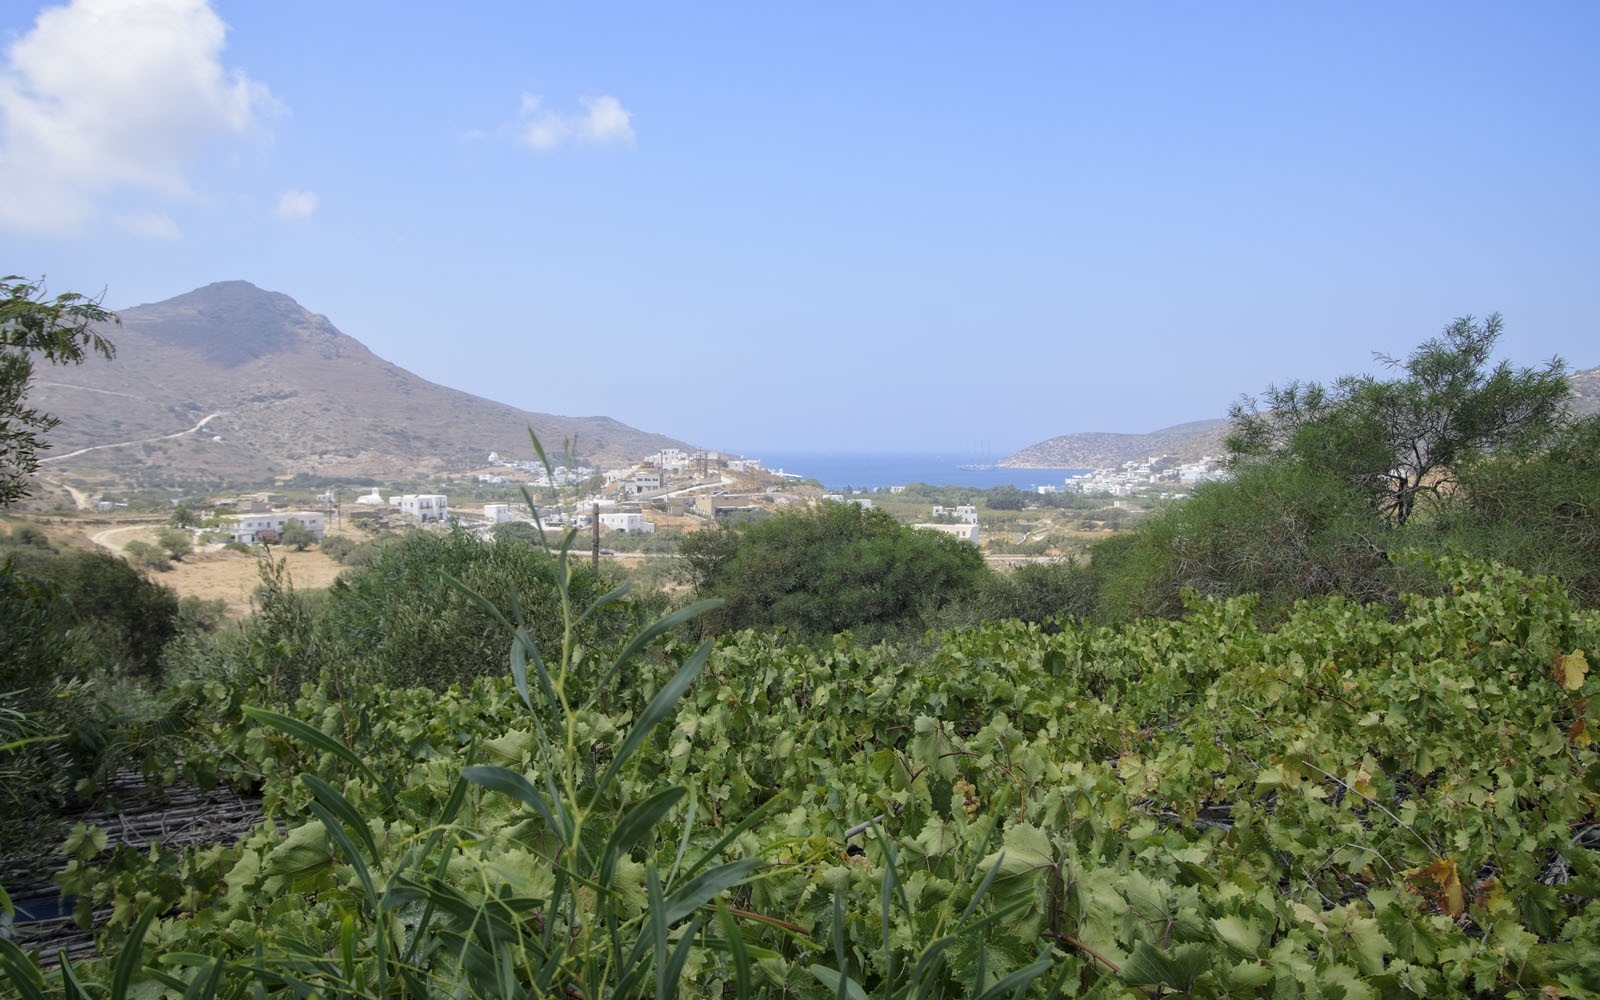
[278,518,316,551]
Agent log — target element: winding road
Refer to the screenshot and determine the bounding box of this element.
[38,411,226,464]
[34,411,227,510]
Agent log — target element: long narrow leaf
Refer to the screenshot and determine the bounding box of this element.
[338,914,358,987]
[717,906,754,999]
[308,802,378,916]
[440,572,515,633]
[111,901,160,1000]
[0,937,47,1000]
[301,774,378,863]
[958,851,1005,925]
[668,783,698,888]
[514,628,561,720]
[832,891,850,1000]
[601,786,687,887]
[680,793,786,884]
[182,956,225,1000]
[574,582,632,629]
[662,914,702,994]
[58,952,89,1000]
[648,863,670,1000]
[242,706,379,786]
[662,857,764,926]
[811,965,870,1000]
[594,638,714,799]
[518,483,551,550]
[507,628,533,712]
[974,957,1054,1000]
[527,428,554,484]
[463,765,564,842]
[908,935,960,994]
[596,599,724,692]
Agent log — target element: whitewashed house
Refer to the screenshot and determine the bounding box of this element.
[226,511,326,545]
[915,522,980,544]
[600,512,655,533]
[392,494,449,523]
[483,503,529,523]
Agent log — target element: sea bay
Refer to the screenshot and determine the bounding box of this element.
[754,452,1088,492]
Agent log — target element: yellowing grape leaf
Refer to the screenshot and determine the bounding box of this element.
[1570,718,1594,746]
[1404,857,1465,917]
[1553,649,1588,690]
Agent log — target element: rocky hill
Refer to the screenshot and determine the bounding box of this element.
[999,419,1232,469]
[1570,364,1600,417]
[32,281,688,491]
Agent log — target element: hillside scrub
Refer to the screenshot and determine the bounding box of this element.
[1084,460,1414,623]
[1432,413,1600,607]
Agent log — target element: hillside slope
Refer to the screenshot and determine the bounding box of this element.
[1569,363,1600,417]
[33,281,687,490]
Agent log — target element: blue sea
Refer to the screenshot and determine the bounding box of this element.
[755,452,1088,492]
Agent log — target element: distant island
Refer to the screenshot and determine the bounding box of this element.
[1000,418,1231,469]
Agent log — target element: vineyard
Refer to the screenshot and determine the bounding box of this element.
[3,551,1597,998]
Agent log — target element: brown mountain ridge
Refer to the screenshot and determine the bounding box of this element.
[33,281,689,491]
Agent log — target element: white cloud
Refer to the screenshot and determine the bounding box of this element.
[0,0,280,237]
[275,189,318,221]
[515,93,635,151]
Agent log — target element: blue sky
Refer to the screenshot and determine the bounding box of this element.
[1,1,1595,455]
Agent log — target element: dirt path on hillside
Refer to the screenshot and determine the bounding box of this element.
[38,412,226,464]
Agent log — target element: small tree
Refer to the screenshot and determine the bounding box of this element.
[156,527,193,561]
[123,539,170,572]
[1228,314,1569,525]
[279,518,315,551]
[167,503,196,528]
[0,276,117,507]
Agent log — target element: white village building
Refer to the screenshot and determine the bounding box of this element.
[915,522,980,544]
[391,494,449,523]
[599,512,655,533]
[226,511,327,545]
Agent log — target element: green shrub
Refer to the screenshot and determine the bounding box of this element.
[1091,461,1408,622]
[1434,414,1600,607]
[156,527,193,561]
[682,501,989,643]
[122,538,170,571]
[320,526,640,690]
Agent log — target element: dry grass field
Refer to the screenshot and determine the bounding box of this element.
[157,546,343,617]
[23,516,345,619]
